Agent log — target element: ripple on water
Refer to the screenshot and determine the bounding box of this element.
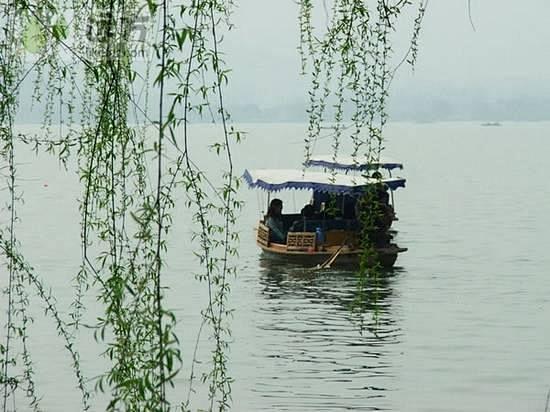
[237,259,403,411]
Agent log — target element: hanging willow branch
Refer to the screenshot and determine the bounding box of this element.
[300,0,426,164]
[2,0,424,409]
[299,0,426,325]
[1,0,240,411]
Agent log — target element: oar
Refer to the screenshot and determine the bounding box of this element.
[312,240,347,270]
[321,246,344,269]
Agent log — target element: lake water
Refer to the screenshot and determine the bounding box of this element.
[2,122,550,411]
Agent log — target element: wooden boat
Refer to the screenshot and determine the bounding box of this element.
[244,159,408,269]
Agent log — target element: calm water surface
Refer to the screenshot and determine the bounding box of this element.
[2,122,550,411]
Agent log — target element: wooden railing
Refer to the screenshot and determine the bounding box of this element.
[257,222,270,247]
[286,232,316,251]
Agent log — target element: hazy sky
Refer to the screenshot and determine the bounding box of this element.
[15,1,550,122]
[221,0,550,108]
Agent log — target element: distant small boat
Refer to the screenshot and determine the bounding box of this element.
[481,122,502,127]
[244,157,407,269]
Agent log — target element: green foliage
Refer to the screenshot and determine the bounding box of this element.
[299,0,426,327]
[1,0,425,410]
[1,0,241,411]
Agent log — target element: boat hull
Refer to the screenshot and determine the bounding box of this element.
[258,243,406,268]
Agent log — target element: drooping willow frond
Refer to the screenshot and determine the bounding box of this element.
[1,1,240,411]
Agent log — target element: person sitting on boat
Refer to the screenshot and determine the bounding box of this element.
[289,204,315,232]
[302,204,315,217]
[342,194,358,220]
[355,186,393,247]
[375,184,395,229]
[266,198,287,243]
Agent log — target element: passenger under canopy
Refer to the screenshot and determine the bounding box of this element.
[304,155,403,172]
[243,169,406,193]
[244,163,408,268]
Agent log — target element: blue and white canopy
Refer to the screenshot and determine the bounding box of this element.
[243,169,406,194]
[305,155,403,172]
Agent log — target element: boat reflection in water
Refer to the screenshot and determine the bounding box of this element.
[252,257,405,411]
